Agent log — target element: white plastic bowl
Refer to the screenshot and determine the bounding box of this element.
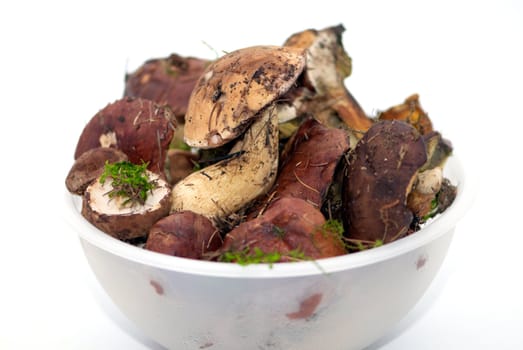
[64,155,472,350]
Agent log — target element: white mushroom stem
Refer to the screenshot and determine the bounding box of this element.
[171,106,279,220]
[414,167,443,195]
[276,103,300,124]
[406,166,444,218]
[301,29,346,95]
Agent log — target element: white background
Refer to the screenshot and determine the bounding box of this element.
[1,0,522,349]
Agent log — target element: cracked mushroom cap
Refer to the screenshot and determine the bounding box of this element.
[183,45,307,148]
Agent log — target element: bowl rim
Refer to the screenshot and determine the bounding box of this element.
[63,154,474,279]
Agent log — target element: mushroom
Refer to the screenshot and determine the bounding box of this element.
[124,53,210,122]
[249,117,350,218]
[284,24,373,140]
[218,197,346,263]
[407,131,454,220]
[65,147,128,195]
[343,120,428,245]
[171,45,307,222]
[377,94,433,135]
[276,118,350,205]
[166,149,199,185]
[407,166,444,218]
[74,97,176,175]
[82,161,172,241]
[421,131,453,171]
[171,106,280,221]
[375,95,456,223]
[434,178,458,214]
[146,211,222,259]
[183,45,306,149]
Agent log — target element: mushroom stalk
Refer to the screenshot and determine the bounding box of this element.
[171,106,279,221]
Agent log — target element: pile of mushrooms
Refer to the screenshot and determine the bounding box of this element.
[66,24,456,263]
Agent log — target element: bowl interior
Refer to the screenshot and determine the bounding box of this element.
[64,154,472,278]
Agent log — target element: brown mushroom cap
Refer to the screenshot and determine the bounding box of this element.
[74,97,176,175]
[220,197,346,262]
[276,118,350,206]
[343,120,427,243]
[249,117,350,219]
[66,147,128,195]
[146,211,222,259]
[124,54,210,121]
[184,45,307,148]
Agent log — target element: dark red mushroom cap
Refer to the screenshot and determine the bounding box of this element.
[124,54,210,121]
[343,120,427,243]
[74,97,176,175]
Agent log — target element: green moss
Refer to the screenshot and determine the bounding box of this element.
[219,247,281,267]
[219,247,309,267]
[373,239,384,248]
[346,238,384,252]
[287,248,307,261]
[422,197,440,222]
[320,219,344,238]
[171,139,191,151]
[99,161,157,207]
